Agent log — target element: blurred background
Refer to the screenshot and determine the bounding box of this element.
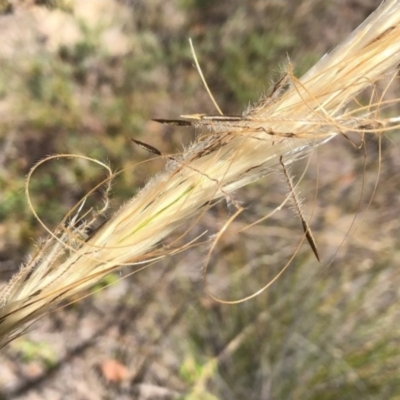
[1,0,400,399]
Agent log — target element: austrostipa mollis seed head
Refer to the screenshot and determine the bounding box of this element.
[1,0,400,345]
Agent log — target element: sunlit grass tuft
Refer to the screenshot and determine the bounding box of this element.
[1,0,400,350]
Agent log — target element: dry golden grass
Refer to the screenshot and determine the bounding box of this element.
[1,0,400,350]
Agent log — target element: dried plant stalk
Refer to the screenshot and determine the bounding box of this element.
[1,0,400,345]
